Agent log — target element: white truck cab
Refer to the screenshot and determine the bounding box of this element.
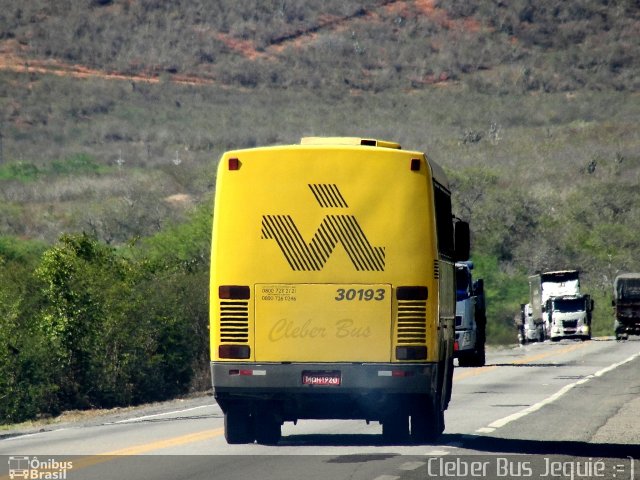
[547,295,593,341]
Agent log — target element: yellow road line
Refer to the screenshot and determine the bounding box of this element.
[101,427,224,455]
[453,365,499,380]
[454,341,591,381]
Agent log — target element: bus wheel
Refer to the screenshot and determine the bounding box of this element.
[254,414,281,445]
[224,410,254,444]
[410,395,444,444]
[381,413,409,444]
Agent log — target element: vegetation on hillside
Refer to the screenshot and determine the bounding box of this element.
[2,0,637,92]
[0,0,639,422]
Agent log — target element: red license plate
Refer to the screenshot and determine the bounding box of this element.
[302,371,341,386]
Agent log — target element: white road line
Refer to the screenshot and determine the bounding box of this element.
[373,475,400,480]
[475,427,495,434]
[1,428,69,442]
[399,461,425,471]
[1,405,214,442]
[113,405,211,424]
[424,449,450,456]
[475,352,640,434]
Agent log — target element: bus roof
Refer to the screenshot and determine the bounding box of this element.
[300,137,401,149]
[299,137,449,189]
[224,137,449,190]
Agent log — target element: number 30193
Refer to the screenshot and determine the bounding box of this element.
[335,288,385,301]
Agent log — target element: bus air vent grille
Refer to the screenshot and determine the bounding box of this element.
[219,301,249,343]
[396,300,427,344]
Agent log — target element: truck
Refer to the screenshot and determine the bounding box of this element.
[210,137,470,444]
[528,270,592,341]
[517,303,541,344]
[612,273,640,340]
[545,294,593,341]
[454,261,486,367]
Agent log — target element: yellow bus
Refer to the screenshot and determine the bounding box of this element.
[210,137,469,444]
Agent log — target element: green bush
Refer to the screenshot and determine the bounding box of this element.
[50,153,105,175]
[0,163,40,181]
[0,242,54,422]
[472,253,529,345]
[32,232,206,410]
[0,205,213,421]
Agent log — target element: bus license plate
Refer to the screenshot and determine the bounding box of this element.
[302,371,341,386]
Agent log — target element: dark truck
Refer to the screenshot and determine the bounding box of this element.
[613,273,640,340]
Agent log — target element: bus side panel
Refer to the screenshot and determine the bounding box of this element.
[438,259,456,361]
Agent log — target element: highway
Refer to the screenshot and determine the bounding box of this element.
[1,338,638,480]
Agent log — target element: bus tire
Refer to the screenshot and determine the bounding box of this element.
[224,410,254,444]
[382,413,409,444]
[254,414,281,445]
[410,394,444,444]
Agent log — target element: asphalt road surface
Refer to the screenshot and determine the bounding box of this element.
[1,338,639,480]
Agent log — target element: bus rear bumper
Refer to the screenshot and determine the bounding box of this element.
[211,362,439,421]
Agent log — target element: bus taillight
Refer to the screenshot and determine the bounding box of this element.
[219,285,250,299]
[396,286,428,300]
[228,158,240,170]
[396,346,427,360]
[219,345,250,359]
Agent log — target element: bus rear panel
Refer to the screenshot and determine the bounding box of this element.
[210,138,460,444]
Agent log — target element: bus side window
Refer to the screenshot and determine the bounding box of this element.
[433,182,454,258]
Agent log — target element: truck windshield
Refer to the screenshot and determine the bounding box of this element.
[542,272,579,283]
[617,279,640,301]
[553,298,585,312]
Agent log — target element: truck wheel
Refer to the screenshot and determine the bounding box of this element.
[472,321,486,367]
[254,414,281,445]
[224,410,254,444]
[471,345,486,367]
[457,356,471,368]
[518,332,527,345]
[382,413,409,444]
[459,346,485,367]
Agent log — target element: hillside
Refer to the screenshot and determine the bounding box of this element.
[2,0,638,92]
[0,0,639,421]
